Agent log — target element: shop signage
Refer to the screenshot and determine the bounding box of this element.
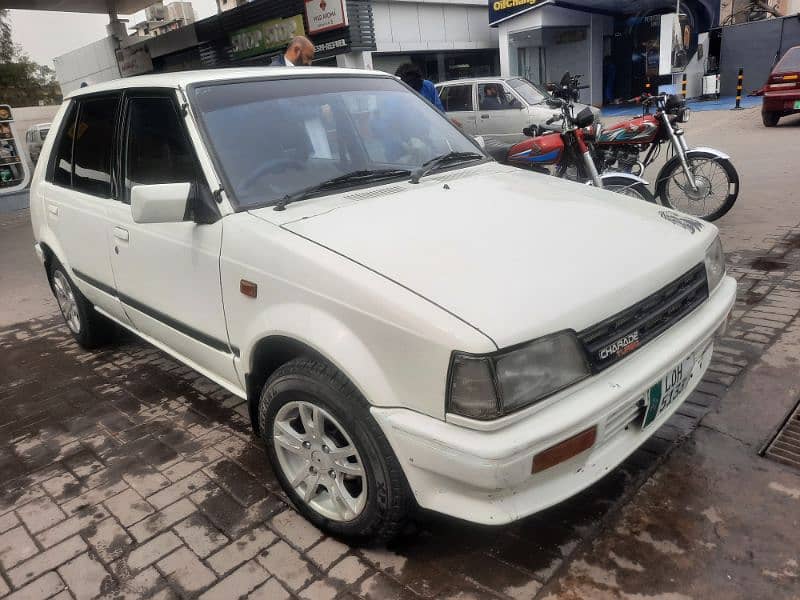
[116,45,153,77]
[314,38,347,54]
[305,0,348,35]
[230,15,306,59]
[488,0,542,26]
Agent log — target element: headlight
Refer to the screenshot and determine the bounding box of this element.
[678,107,691,123]
[448,331,590,420]
[704,235,726,292]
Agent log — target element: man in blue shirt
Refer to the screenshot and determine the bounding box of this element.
[395,63,444,111]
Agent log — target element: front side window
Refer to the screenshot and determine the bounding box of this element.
[124,96,202,201]
[478,83,518,111]
[191,76,483,209]
[49,102,78,188]
[72,96,120,197]
[439,84,474,112]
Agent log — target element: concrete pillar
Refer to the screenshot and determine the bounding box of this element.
[336,51,374,70]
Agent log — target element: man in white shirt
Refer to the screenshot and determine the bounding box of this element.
[270,37,315,66]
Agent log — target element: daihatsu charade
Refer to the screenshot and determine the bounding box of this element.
[29,68,736,542]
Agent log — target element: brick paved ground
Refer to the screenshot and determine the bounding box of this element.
[1,215,799,600]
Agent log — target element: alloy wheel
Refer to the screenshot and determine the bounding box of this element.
[53,270,81,334]
[272,399,367,522]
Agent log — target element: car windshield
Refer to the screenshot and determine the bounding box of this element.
[507,78,547,105]
[190,76,484,208]
[774,47,800,73]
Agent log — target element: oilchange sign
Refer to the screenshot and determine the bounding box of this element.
[230,15,305,59]
[488,0,541,25]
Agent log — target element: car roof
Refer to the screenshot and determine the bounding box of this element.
[66,67,392,99]
[435,77,522,86]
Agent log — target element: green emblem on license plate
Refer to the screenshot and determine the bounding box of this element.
[794,100,800,109]
[642,381,663,428]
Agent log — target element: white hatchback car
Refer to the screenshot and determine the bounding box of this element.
[30,68,735,543]
[436,77,599,142]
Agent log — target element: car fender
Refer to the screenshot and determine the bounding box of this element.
[239,302,402,410]
[599,171,650,187]
[688,147,730,160]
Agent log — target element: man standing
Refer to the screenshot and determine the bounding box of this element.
[395,63,444,111]
[271,36,315,66]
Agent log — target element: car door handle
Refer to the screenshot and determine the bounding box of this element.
[481,114,490,119]
[47,204,59,215]
[113,226,129,242]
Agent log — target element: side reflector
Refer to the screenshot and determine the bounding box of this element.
[240,280,258,298]
[532,426,597,474]
[782,74,799,81]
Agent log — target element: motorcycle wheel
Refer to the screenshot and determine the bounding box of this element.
[601,176,655,203]
[655,151,739,222]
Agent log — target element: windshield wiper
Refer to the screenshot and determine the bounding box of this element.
[273,169,411,211]
[409,151,485,184]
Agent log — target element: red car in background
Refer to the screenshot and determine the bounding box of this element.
[762,45,800,127]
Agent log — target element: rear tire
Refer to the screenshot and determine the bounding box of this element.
[762,111,780,127]
[48,259,115,350]
[258,357,412,544]
[601,176,655,203]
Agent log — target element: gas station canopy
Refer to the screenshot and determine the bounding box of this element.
[0,0,152,14]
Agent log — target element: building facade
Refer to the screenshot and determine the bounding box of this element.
[131,1,196,38]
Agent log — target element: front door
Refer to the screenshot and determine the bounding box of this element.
[439,83,478,136]
[477,82,527,142]
[39,94,129,324]
[105,91,239,390]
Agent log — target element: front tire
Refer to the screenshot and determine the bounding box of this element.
[655,151,739,221]
[601,176,655,203]
[762,111,780,127]
[258,357,411,544]
[49,260,114,349]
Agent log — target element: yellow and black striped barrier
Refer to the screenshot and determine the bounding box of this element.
[681,73,687,99]
[732,68,744,110]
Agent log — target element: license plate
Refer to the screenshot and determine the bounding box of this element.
[794,100,800,109]
[641,350,702,429]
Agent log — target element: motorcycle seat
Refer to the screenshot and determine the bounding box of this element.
[481,137,514,164]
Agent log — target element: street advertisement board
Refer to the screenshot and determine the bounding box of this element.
[230,15,306,59]
[305,0,348,35]
[0,105,30,194]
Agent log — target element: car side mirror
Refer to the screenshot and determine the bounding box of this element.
[131,183,191,224]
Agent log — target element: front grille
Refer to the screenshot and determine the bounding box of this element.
[578,263,709,373]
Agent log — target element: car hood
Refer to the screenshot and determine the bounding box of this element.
[249,163,716,349]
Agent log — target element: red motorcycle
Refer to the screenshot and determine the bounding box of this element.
[593,92,739,221]
[483,93,654,202]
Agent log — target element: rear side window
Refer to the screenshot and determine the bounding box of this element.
[775,47,800,73]
[73,96,120,197]
[50,103,78,188]
[123,96,203,202]
[439,84,474,112]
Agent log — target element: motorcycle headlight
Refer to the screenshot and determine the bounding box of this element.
[447,331,590,420]
[704,235,726,293]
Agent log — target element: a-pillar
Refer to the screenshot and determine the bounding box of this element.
[336,51,374,70]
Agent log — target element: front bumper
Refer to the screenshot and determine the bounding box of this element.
[372,275,736,525]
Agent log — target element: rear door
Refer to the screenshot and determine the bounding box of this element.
[438,83,478,136]
[39,94,129,323]
[105,90,239,390]
[477,82,528,142]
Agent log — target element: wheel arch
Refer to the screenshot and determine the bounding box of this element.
[242,305,400,435]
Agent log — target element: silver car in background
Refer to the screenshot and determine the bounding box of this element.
[436,77,599,143]
[26,123,50,164]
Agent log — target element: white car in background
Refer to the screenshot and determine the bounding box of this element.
[25,123,50,163]
[30,67,734,543]
[436,77,599,142]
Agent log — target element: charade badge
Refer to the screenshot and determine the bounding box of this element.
[659,210,704,234]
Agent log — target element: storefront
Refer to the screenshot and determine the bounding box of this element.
[115,0,378,77]
[492,0,720,105]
